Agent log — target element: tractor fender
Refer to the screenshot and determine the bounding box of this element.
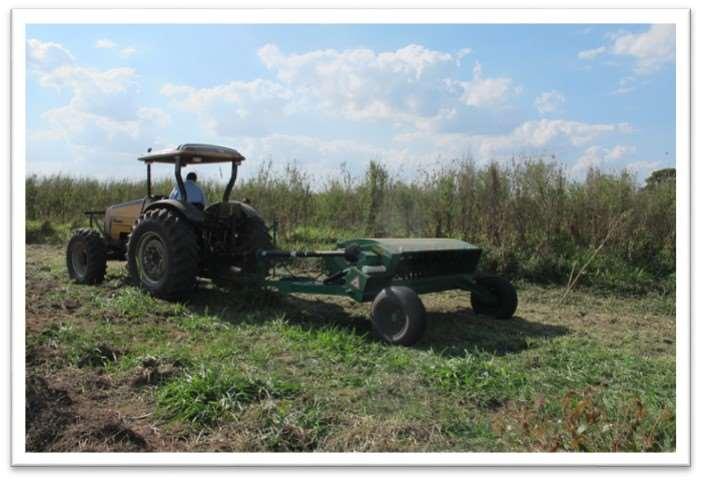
[143,199,205,224]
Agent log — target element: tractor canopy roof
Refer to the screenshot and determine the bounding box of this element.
[138,143,245,164]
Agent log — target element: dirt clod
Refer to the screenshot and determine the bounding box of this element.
[130,357,181,387]
[77,343,124,368]
[95,419,150,451]
[26,375,75,451]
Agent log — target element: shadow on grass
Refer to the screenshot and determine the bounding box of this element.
[186,281,370,330]
[418,310,569,357]
[184,281,569,358]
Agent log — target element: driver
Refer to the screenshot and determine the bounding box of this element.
[169,171,207,209]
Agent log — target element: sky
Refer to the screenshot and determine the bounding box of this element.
[25,23,676,185]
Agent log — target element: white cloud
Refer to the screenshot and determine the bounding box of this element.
[534,90,566,115]
[510,120,631,148]
[38,65,139,120]
[570,144,636,177]
[606,144,636,160]
[234,134,412,181]
[571,145,606,176]
[29,39,169,158]
[455,47,473,65]
[96,38,117,49]
[454,62,520,108]
[181,118,634,184]
[624,160,662,182]
[395,119,632,164]
[456,48,472,57]
[162,43,519,137]
[94,37,138,58]
[40,102,170,152]
[577,46,606,60]
[611,24,675,74]
[137,107,171,128]
[612,76,638,95]
[27,38,74,71]
[161,79,292,136]
[577,24,675,75]
[255,43,517,130]
[120,47,137,58]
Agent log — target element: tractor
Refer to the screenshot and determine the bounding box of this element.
[66,143,517,346]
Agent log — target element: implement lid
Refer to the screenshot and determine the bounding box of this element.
[138,143,245,164]
[347,238,480,254]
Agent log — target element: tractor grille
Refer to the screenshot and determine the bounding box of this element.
[395,249,481,280]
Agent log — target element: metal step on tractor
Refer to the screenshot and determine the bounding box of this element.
[66,143,517,346]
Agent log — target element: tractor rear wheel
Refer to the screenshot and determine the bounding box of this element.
[470,275,518,319]
[127,208,199,299]
[239,212,274,274]
[66,228,107,284]
[371,286,426,346]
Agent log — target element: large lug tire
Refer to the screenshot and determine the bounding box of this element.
[470,275,518,319]
[370,286,426,346]
[127,208,199,299]
[239,212,274,275]
[66,228,107,284]
[211,210,274,286]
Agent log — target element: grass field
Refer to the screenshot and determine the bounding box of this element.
[25,243,675,452]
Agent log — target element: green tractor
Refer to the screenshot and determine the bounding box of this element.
[66,143,517,346]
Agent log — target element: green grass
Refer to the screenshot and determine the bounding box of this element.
[156,367,300,426]
[25,244,676,452]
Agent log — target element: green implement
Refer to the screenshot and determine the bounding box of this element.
[261,238,518,346]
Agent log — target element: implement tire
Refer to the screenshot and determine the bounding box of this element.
[66,228,107,284]
[127,208,199,299]
[470,275,518,319]
[371,286,426,346]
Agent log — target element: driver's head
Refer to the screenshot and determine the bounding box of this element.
[186,172,197,182]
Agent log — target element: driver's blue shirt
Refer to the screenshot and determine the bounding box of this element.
[169,180,207,205]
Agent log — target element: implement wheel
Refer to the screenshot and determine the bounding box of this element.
[66,228,107,284]
[470,275,518,319]
[127,208,199,299]
[370,286,426,346]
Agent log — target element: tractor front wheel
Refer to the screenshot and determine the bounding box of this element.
[66,228,107,284]
[127,208,199,299]
[470,275,518,319]
[370,286,426,346]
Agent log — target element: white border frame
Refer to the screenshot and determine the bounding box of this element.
[10,8,691,466]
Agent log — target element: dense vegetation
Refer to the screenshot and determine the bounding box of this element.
[26,158,675,295]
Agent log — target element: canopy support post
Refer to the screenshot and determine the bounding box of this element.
[175,156,187,203]
[223,160,238,202]
[146,162,152,198]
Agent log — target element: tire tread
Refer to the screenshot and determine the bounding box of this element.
[66,228,107,284]
[470,275,518,319]
[127,208,199,299]
[371,286,426,346]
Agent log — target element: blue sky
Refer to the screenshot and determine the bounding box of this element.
[25,23,675,184]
